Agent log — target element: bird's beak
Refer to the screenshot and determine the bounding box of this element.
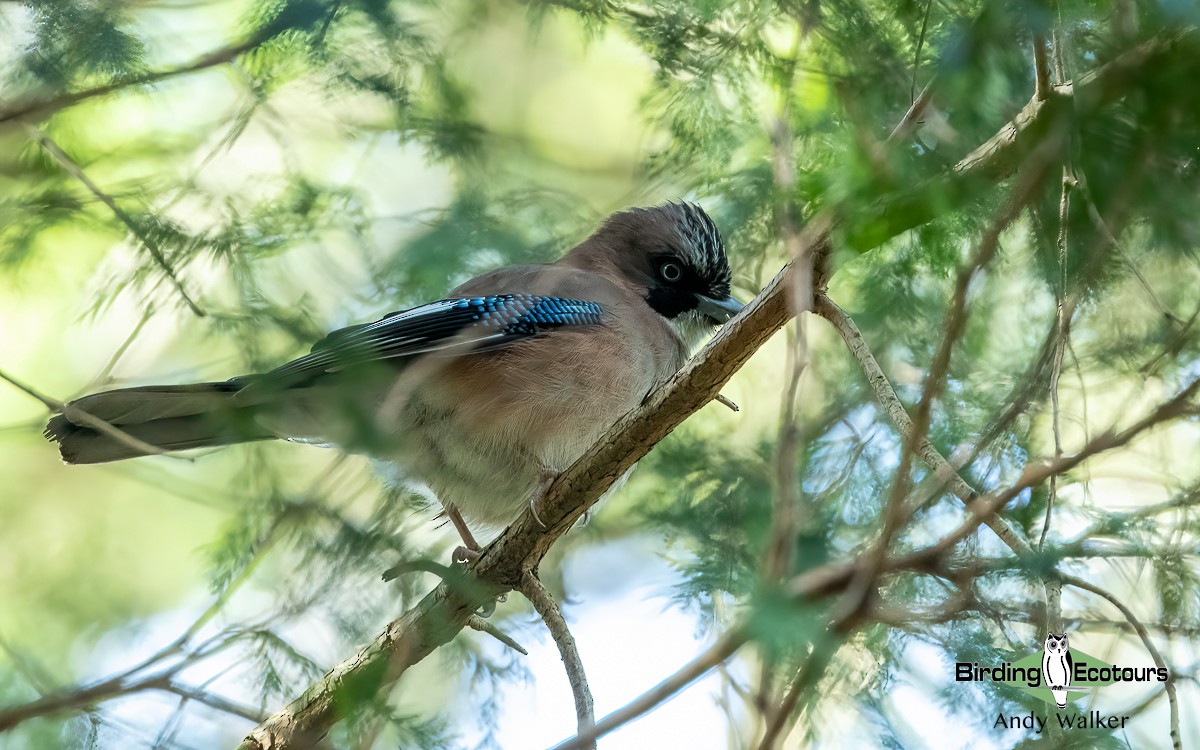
[697,294,745,324]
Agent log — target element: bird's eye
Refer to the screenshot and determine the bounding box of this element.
[659,261,683,283]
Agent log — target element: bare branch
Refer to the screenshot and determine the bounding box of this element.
[1062,575,1182,750]
[756,629,844,750]
[520,573,593,744]
[910,0,934,103]
[0,367,183,460]
[159,682,265,724]
[0,671,259,731]
[812,296,1033,557]
[465,615,527,656]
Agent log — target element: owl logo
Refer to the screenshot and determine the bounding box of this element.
[1042,633,1073,708]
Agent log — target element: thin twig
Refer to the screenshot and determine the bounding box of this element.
[550,626,749,750]
[160,681,265,724]
[94,307,155,384]
[715,394,740,411]
[1061,575,1182,750]
[836,149,1057,623]
[0,671,252,731]
[465,615,527,656]
[520,572,593,745]
[0,367,182,460]
[25,127,205,316]
[813,296,1033,556]
[910,0,934,103]
[1039,170,1073,554]
[756,628,846,750]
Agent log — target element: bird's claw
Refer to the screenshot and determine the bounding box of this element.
[528,467,558,529]
[529,494,547,529]
[453,545,481,564]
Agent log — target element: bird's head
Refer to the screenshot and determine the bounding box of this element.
[572,202,744,348]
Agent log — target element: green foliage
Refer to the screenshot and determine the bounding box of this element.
[2,0,1199,748]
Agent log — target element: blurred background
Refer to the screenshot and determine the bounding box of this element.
[1,0,1199,748]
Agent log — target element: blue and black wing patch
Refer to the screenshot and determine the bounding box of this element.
[258,295,603,387]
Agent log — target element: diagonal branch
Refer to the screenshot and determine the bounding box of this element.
[25,127,205,316]
[1033,33,1053,101]
[466,615,528,656]
[520,572,594,745]
[0,7,326,126]
[0,367,182,460]
[812,296,1033,557]
[846,28,1198,252]
[0,670,260,731]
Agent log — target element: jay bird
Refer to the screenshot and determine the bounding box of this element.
[45,203,743,554]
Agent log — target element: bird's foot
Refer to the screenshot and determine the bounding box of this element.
[528,468,559,529]
[443,504,482,565]
[452,545,481,564]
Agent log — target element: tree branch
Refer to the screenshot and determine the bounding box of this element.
[466,615,528,656]
[519,572,593,745]
[0,8,324,126]
[812,296,1033,557]
[0,671,259,731]
[1062,574,1182,750]
[25,127,205,316]
[846,28,1198,251]
[1033,33,1053,101]
[0,368,184,461]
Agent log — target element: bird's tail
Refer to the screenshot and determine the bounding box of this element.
[44,382,274,464]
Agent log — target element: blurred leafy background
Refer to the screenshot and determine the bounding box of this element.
[1,0,1198,748]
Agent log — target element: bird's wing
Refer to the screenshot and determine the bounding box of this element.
[246,295,604,390]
